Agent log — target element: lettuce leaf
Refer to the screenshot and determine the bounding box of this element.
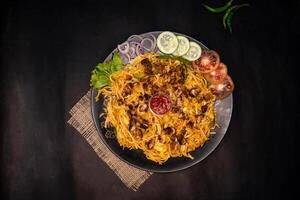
[90,52,123,88]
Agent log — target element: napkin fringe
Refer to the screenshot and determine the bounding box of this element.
[67,90,152,191]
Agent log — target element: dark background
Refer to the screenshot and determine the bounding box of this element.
[1,0,298,199]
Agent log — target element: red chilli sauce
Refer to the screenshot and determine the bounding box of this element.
[149,93,172,115]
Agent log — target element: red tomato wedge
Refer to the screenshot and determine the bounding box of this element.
[192,50,220,74]
[209,75,234,100]
[203,62,228,84]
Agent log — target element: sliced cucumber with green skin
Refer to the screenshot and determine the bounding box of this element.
[157,31,179,54]
[172,36,190,56]
[182,41,202,61]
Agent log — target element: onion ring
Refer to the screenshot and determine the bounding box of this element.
[120,53,130,64]
[117,42,129,54]
[127,35,143,43]
[149,34,157,51]
[135,44,144,55]
[128,46,136,58]
[141,38,154,52]
[128,41,140,47]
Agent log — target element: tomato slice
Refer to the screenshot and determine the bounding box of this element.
[209,75,234,100]
[149,93,172,115]
[192,50,220,74]
[203,62,228,84]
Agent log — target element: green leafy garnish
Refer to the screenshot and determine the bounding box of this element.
[90,52,123,88]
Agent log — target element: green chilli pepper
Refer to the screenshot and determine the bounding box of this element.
[203,0,234,13]
[223,4,250,31]
[226,11,234,33]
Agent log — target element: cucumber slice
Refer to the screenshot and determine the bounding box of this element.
[182,41,202,61]
[157,31,179,54]
[172,36,190,56]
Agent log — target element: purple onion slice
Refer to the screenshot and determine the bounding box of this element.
[128,41,140,47]
[117,42,130,54]
[149,34,157,51]
[135,44,145,55]
[120,53,130,64]
[141,38,154,52]
[127,35,143,43]
[128,46,136,58]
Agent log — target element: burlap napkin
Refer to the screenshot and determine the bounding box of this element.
[67,90,153,191]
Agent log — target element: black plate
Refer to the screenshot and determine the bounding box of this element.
[91,31,233,173]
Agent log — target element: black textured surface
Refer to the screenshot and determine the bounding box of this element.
[1,0,298,199]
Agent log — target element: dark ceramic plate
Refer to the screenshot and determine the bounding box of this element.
[91,31,233,173]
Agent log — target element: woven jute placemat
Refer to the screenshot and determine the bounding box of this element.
[67,90,152,191]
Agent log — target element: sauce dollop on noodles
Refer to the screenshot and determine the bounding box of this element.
[149,94,172,115]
